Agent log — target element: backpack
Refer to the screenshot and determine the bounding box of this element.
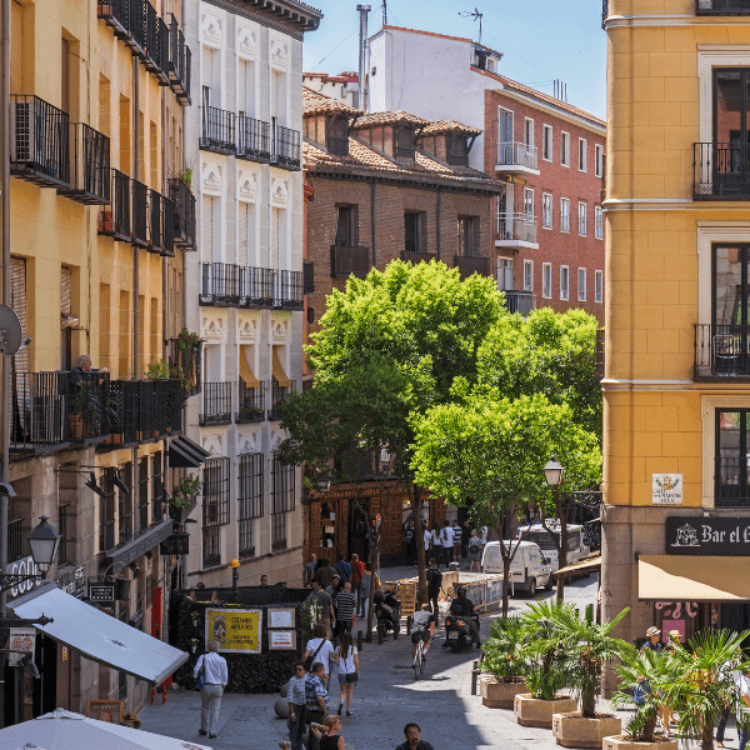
[426,567,442,591]
[351,561,362,585]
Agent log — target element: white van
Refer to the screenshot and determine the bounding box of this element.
[481,540,554,597]
[515,524,590,572]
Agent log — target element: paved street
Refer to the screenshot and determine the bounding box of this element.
[138,570,634,750]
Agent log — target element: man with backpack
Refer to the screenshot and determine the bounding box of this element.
[333,553,351,584]
[425,563,443,627]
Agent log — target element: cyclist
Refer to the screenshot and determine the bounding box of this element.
[449,587,481,649]
[411,603,436,661]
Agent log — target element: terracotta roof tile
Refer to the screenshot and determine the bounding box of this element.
[351,110,430,129]
[422,119,482,137]
[302,86,362,117]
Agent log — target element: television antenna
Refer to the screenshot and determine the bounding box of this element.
[459,8,483,45]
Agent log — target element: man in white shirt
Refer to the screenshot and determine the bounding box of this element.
[194,639,228,739]
[440,520,455,569]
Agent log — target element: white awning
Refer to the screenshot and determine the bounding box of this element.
[8,584,188,685]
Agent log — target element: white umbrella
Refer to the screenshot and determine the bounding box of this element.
[0,708,212,750]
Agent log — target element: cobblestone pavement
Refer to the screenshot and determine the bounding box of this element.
[139,570,645,750]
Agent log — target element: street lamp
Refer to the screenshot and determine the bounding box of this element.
[0,515,62,592]
[543,456,567,603]
[544,455,564,487]
[229,559,240,590]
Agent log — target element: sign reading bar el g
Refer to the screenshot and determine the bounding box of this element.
[666,516,750,555]
[206,608,262,653]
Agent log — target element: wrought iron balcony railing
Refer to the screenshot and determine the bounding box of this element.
[503,290,536,317]
[269,380,296,422]
[715,456,750,507]
[400,250,437,264]
[696,0,750,13]
[200,382,233,426]
[10,372,68,452]
[97,0,131,38]
[237,381,266,423]
[147,188,163,254]
[168,338,202,398]
[239,266,275,309]
[303,261,315,294]
[131,179,149,247]
[238,115,270,162]
[694,142,750,199]
[695,324,750,379]
[58,123,110,204]
[106,379,182,445]
[167,14,191,105]
[330,245,372,278]
[496,141,538,172]
[143,5,170,83]
[497,214,537,245]
[161,194,175,257]
[98,169,131,241]
[200,107,236,154]
[271,124,301,170]
[10,95,70,188]
[67,371,111,442]
[200,262,241,306]
[274,270,304,310]
[454,255,491,278]
[167,177,197,250]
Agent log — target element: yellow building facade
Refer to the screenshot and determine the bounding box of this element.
[603,0,750,648]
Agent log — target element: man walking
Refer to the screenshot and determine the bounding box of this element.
[303,554,317,587]
[333,582,357,637]
[440,520,455,569]
[304,662,329,750]
[426,563,443,627]
[350,553,365,614]
[194,640,228,739]
[395,723,435,750]
[308,581,335,631]
[333,553,351,584]
[287,662,307,750]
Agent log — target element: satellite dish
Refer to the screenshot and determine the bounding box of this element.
[0,304,22,356]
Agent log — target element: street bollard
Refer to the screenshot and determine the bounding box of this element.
[357,629,363,653]
[471,660,480,696]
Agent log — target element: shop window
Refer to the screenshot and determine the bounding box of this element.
[320,501,336,549]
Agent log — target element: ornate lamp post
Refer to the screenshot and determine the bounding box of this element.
[543,456,567,602]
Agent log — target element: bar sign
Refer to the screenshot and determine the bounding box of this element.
[89,584,116,602]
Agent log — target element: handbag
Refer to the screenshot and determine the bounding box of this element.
[345,672,358,684]
[304,639,326,671]
[194,656,206,692]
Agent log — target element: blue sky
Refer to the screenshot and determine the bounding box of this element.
[302,0,607,120]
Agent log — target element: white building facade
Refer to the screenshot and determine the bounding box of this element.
[182,0,321,587]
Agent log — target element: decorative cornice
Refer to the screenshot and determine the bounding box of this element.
[202,0,322,40]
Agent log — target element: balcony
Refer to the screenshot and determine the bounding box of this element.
[274,270,304,310]
[496,214,538,249]
[330,245,372,278]
[696,0,750,13]
[239,266,274,309]
[98,169,131,241]
[694,324,750,380]
[67,371,111,443]
[58,123,110,205]
[200,262,241,306]
[168,338,202,398]
[238,115,270,163]
[144,7,170,85]
[167,178,197,250]
[132,179,148,247]
[10,95,70,188]
[269,380,296,422]
[454,255,491,278]
[167,14,191,105]
[271,124,301,170]
[693,142,750,199]
[496,141,539,175]
[200,107,236,154]
[504,290,536,317]
[303,261,315,294]
[400,250,437,264]
[10,372,69,452]
[162,195,175,257]
[237,381,266,423]
[200,382,233,426]
[97,0,131,38]
[106,379,182,446]
[147,189,174,256]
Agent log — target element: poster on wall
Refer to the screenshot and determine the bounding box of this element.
[86,700,123,723]
[652,474,683,505]
[8,628,35,667]
[268,608,295,629]
[269,630,296,650]
[206,608,262,654]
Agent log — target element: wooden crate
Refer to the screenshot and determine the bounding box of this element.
[385,580,417,617]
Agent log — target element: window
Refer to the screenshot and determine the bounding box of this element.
[447,134,470,166]
[524,118,534,148]
[100,468,116,552]
[203,526,220,568]
[239,453,263,559]
[497,257,513,291]
[560,198,570,232]
[595,206,604,240]
[579,138,587,172]
[542,263,552,299]
[152,453,164,522]
[524,260,534,292]
[561,132,570,166]
[523,188,534,220]
[595,270,603,303]
[498,107,514,146]
[326,115,349,156]
[395,125,416,161]
[543,125,553,161]
[457,216,478,256]
[203,457,230,527]
[560,266,569,301]
[272,452,295,552]
[542,193,553,229]
[335,205,356,247]
[715,410,750,506]
[404,211,426,253]
[272,513,287,552]
[578,202,587,236]
[578,268,587,302]
[595,144,604,178]
[138,456,149,532]
[118,463,133,544]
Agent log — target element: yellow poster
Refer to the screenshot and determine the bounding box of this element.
[205,609,262,653]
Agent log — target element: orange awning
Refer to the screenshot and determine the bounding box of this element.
[240,349,260,388]
[272,347,291,387]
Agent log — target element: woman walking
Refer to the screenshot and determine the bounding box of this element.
[467,529,482,572]
[309,715,345,750]
[332,633,359,716]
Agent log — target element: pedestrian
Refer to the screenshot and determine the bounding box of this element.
[405,525,416,566]
[325,574,341,598]
[360,562,374,618]
[304,662,329,750]
[333,582,356,638]
[304,554,317,586]
[315,558,337,589]
[309,715,345,750]
[425,562,443,627]
[395,722,435,750]
[332,632,359,716]
[423,522,432,565]
[460,520,471,560]
[640,626,663,653]
[431,522,443,568]
[735,668,750,750]
[333,553,351,584]
[350,553,365,615]
[308,581,335,631]
[260,575,269,586]
[287,661,308,750]
[467,529,482,572]
[452,521,462,563]
[480,525,488,550]
[440,520,455,568]
[303,624,335,686]
[193,640,227,740]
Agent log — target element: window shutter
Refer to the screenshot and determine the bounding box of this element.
[60,266,72,317]
[11,257,28,373]
[238,203,248,266]
[271,208,280,269]
[202,48,213,93]
[238,60,247,114]
[202,196,213,261]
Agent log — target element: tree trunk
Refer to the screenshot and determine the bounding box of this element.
[502,554,511,616]
[409,484,428,605]
[701,717,714,750]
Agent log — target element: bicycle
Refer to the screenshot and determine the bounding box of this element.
[413,634,428,680]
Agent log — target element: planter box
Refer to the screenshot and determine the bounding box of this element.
[482,678,528,709]
[514,694,577,728]
[552,712,622,749]
[68,414,84,439]
[603,736,678,750]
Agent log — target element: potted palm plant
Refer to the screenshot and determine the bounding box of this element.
[481,616,528,709]
[514,601,577,728]
[550,603,631,748]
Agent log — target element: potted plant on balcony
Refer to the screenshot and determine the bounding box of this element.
[239,397,263,422]
[550,603,631,748]
[481,616,528,709]
[169,476,202,524]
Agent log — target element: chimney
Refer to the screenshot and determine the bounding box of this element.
[357,5,371,112]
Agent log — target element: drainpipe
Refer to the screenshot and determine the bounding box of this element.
[436,187,442,261]
[371,181,376,268]
[356,5,371,112]
[132,56,140,563]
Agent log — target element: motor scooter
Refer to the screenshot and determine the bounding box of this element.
[444,613,479,653]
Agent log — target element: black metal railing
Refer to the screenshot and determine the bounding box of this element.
[272,124,301,170]
[58,123,110,204]
[168,178,197,250]
[106,379,182,445]
[200,382,233,426]
[98,169,130,241]
[202,526,220,568]
[168,339,202,398]
[147,188,163,253]
[200,107,236,154]
[67,371,111,442]
[504,290,536,316]
[10,372,68,451]
[716,456,750,506]
[694,142,750,199]
[237,381,266,423]
[10,95,70,188]
[128,0,147,53]
[400,250,437,264]
[155,16,170,84]
[696,0,750,13]
[454,255,491,278]
[240,266,274,308]
[8,519,23,563]
[200,262,240,306]
[168,379,184,433]
[239,521,255,560]
[167,14,191,104]
[695,324,750,378]
[97,0,131,38]
[269,380,295,422]
[162,194,175,257]
[274,270,304,310]
[330,245,372,278]
[132,179,149,246]
[238,116,270,162]
[303,261,315,294]
[144,1,158,71]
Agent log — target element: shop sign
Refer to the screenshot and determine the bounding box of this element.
[666,516,750,555]
[8,556,40,599]
[206,608,262,654]
[8,628,35,666]
[89,583,116,602]
[57,565,86,599]
[86,699,123,723]
[653,474,683,505]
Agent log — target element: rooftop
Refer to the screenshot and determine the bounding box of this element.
[422,119,482,137]
[303,86,362,117]
[351,110,430,129]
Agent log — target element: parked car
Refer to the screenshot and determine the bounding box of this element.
[481,540,553,597]
[514,523,590,572]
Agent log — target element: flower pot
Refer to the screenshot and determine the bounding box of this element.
[68,414,84,439]
[514,694,577,728]
[552,712,622,749]
[482,678,528,709]
[603,736,678,750]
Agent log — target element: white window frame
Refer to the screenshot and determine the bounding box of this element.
[561,132,570,167]
[595,205,604,240]
[595,144,603,178]
[579,138,587,172]
[542,263,552,299]
[560,266,569,301]
[542,193,553,229]
[524,118,534,149]
[560,198,570,233]
[595,270,603,303]
[524,188,534,220]
[524,260,534,292]
[543,124,553,162]
[578,202,587,237]
[578,268,587,302]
